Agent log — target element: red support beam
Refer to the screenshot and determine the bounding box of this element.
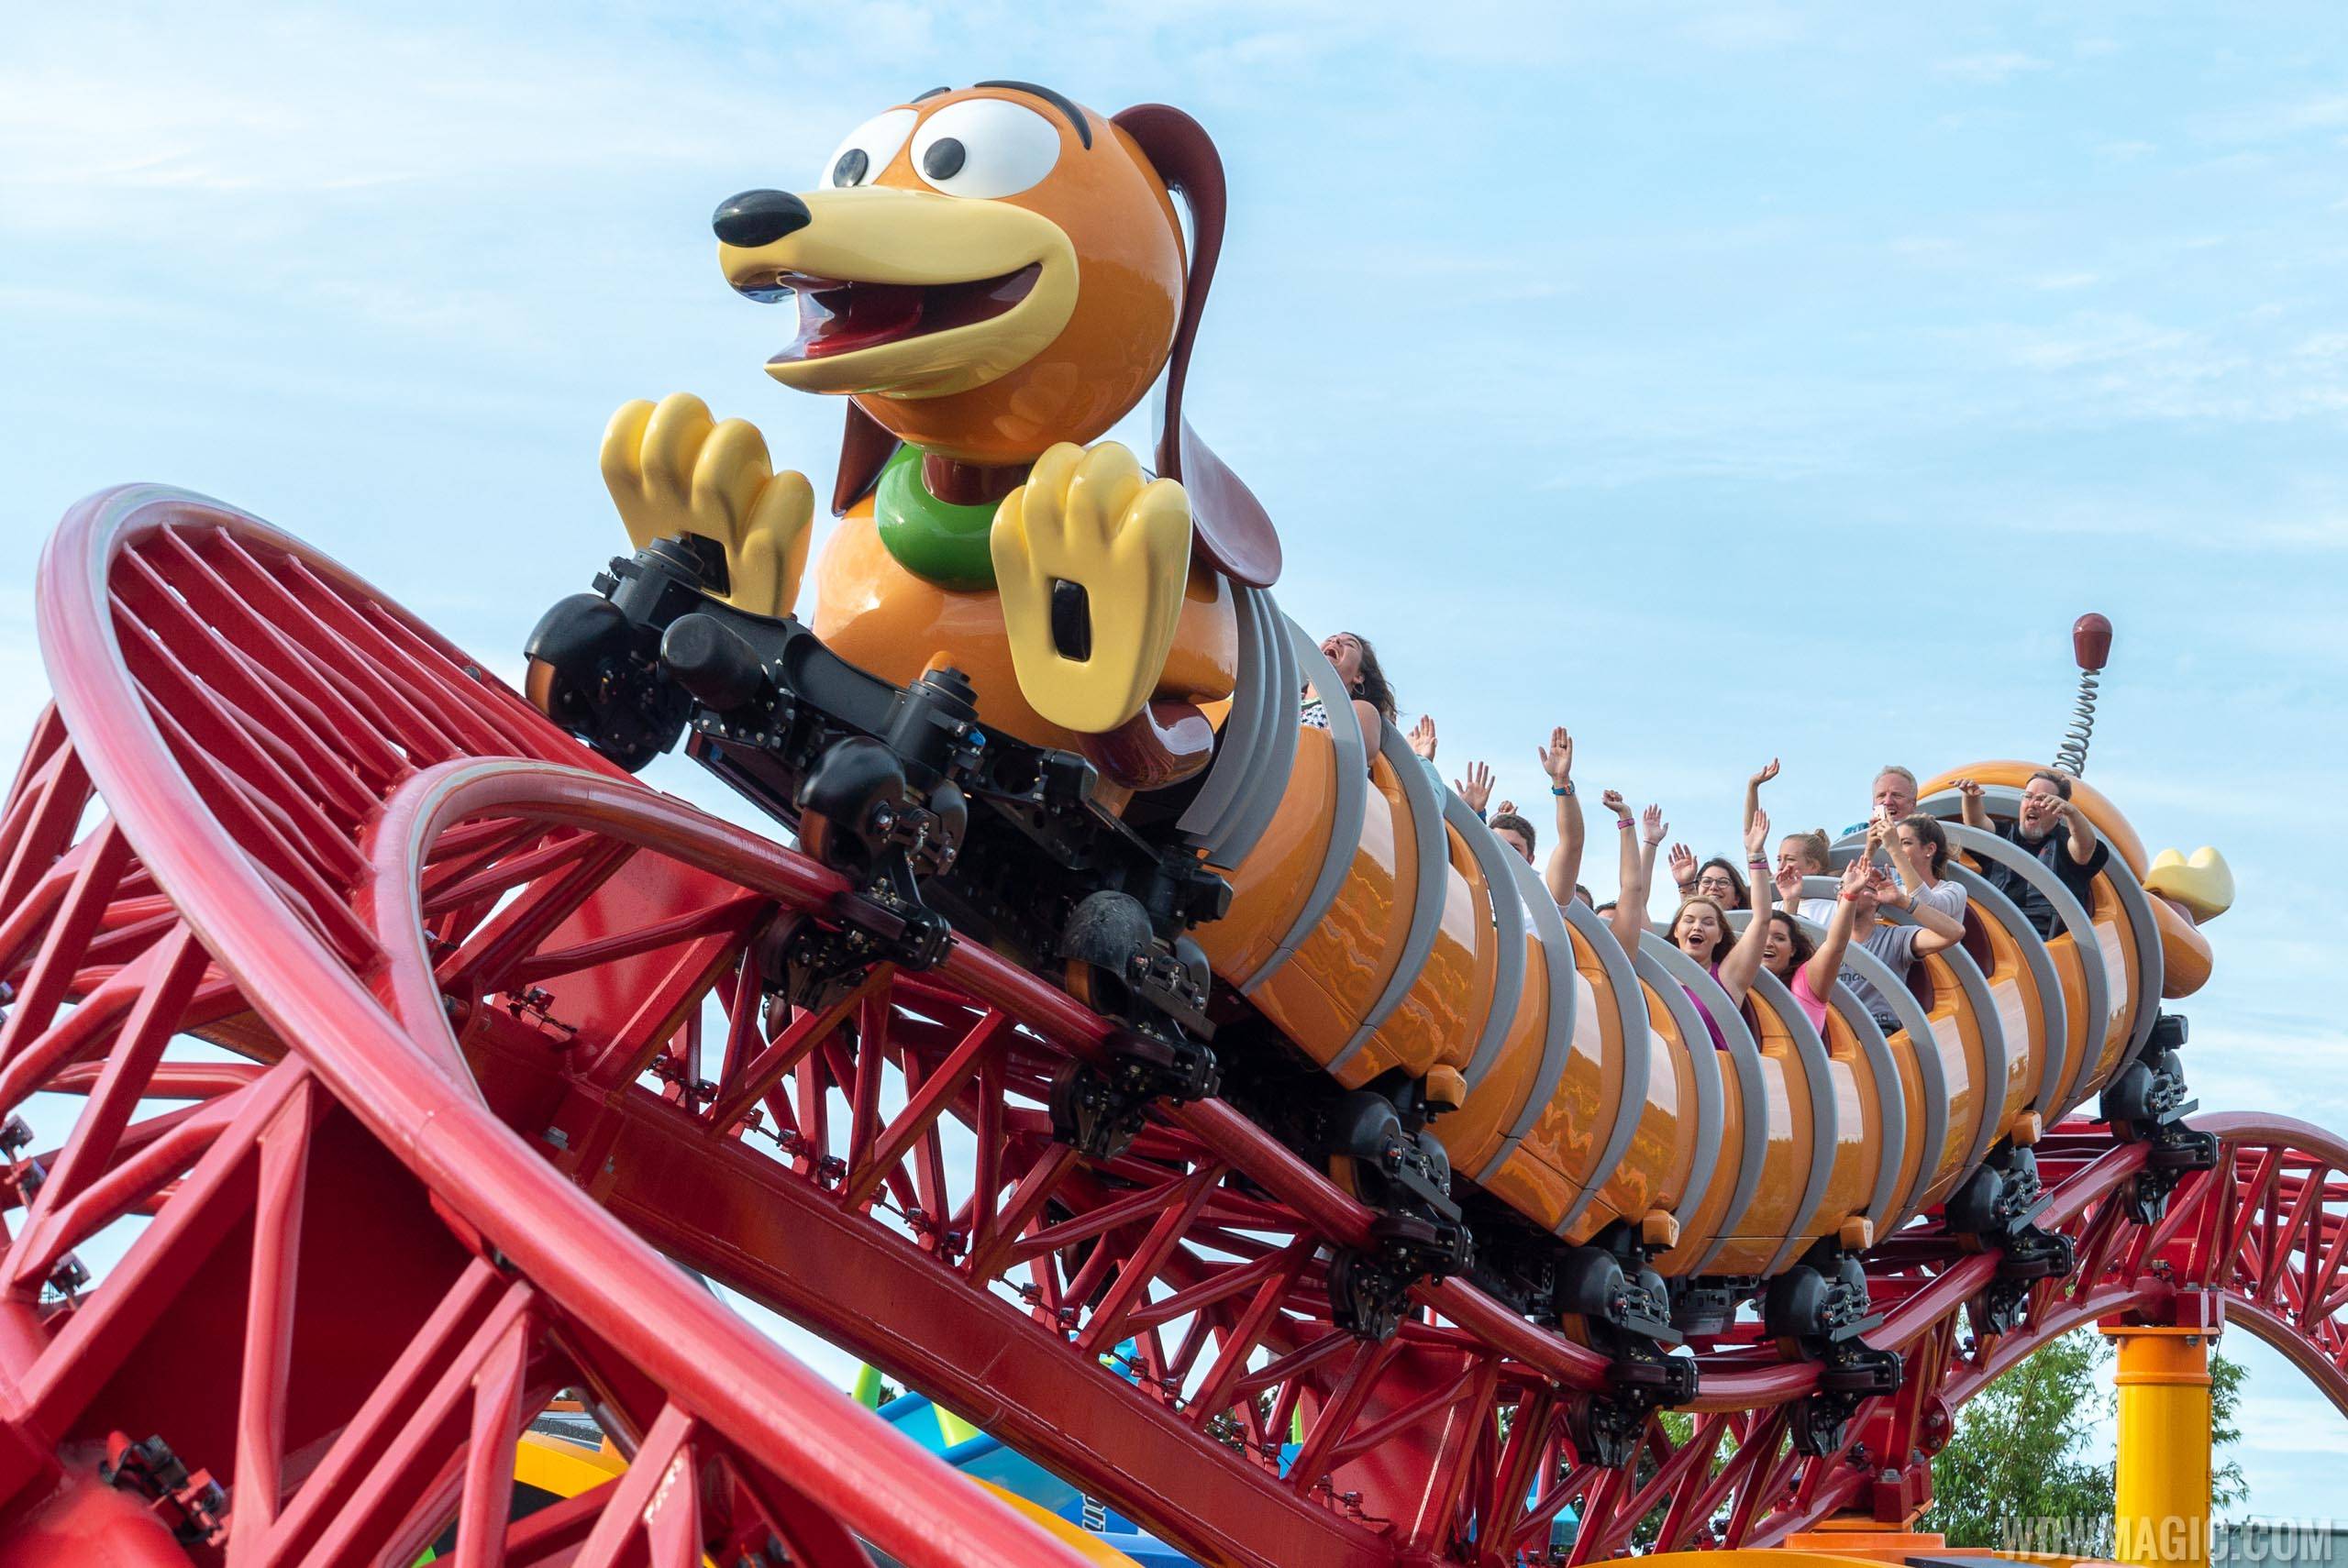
[9,490,2348,1567]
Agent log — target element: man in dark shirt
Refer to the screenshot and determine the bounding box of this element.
[1955,768,2110,937]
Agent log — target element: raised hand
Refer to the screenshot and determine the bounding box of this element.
[1538,726,1575,786]
[1776,861,1807,905]
[1408,715,1439,762]
[1950,774,1990,828]
[1667,842,1698,889]
[1750,758,1780,790]
[1601,788,1631,823]
[1640,804,1667,847]
[1454,760,1494,813]
[1839,857,1874,900]
[1745,806,1771,859]
[601,392,815,619]
[1495,799,1517,818]
[993,440,1192,733]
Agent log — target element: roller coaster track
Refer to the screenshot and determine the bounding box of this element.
[0,484,2338,1565]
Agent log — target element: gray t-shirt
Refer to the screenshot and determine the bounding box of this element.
[1844,922,1922,1029]
[1915,879,1967,922]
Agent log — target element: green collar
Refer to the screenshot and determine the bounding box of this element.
[874,445,1001,591]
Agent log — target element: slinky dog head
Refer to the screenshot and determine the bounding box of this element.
[714,83,1279,588]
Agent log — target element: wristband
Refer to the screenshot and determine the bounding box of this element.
[1746,857,1768,869]
[1617,817,1634,830]
[1551,782,1575,797]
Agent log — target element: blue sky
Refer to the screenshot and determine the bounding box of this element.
[5,0,2345,1524]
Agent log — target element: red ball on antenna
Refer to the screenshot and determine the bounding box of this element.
[2073,613,2112,671]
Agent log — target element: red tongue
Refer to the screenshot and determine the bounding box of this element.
[807,283,923,359]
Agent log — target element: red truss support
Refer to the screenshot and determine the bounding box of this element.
[0,484,2342,1566]
[0,488,1097,1568]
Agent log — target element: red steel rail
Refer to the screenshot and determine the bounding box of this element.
[0,485,2340,1565]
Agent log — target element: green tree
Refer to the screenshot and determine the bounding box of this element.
[2210,1348,2247,1511]
[1925,1330,2115,1552]
[1924,1331,2248,1551]
[1627,1410,1701,1549]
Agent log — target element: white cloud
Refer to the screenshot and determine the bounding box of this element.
[1935,51,2049,84]
[2196,94,2348,147]
[2001,313,2199,370]
[1889,235,1966,265]
[1972,502,2338,556]
[0,6,859,236]
[1948,306,2348,426]
[1678,6,1807,51]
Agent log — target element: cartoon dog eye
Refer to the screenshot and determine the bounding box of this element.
[820,108,918,189]
[908,98,1062,199]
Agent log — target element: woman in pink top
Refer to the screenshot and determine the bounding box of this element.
[1758,858,1876,1031]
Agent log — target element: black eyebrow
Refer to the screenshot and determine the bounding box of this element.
[971,80,1093,148]
[911,86,950,102]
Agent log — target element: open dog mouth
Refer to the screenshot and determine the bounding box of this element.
[741,264,1043,363]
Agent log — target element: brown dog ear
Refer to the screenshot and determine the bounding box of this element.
[832,400,900,516]
[1112,104,1281,589]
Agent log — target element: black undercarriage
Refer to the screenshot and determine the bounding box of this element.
[522,537,2214,1465]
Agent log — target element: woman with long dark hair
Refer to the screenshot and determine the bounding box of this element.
[1668,847,1751,912]
[1664,811,1776,1048]
[1760,857,1874,1031]
[1301,630,1396,743]
[1885,811,1966,922]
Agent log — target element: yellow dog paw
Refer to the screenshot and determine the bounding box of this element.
[600,392,814,620]
[2146,845,2234,922]
[991,441,1191,734]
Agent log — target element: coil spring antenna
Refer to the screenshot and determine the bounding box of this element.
[2055,612,2111,777]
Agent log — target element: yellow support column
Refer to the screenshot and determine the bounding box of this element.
[2102,1324,2212,1568]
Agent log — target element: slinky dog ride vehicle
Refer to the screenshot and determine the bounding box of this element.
[521,82,2236,1461]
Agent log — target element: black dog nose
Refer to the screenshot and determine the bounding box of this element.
[713,190,812,248]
